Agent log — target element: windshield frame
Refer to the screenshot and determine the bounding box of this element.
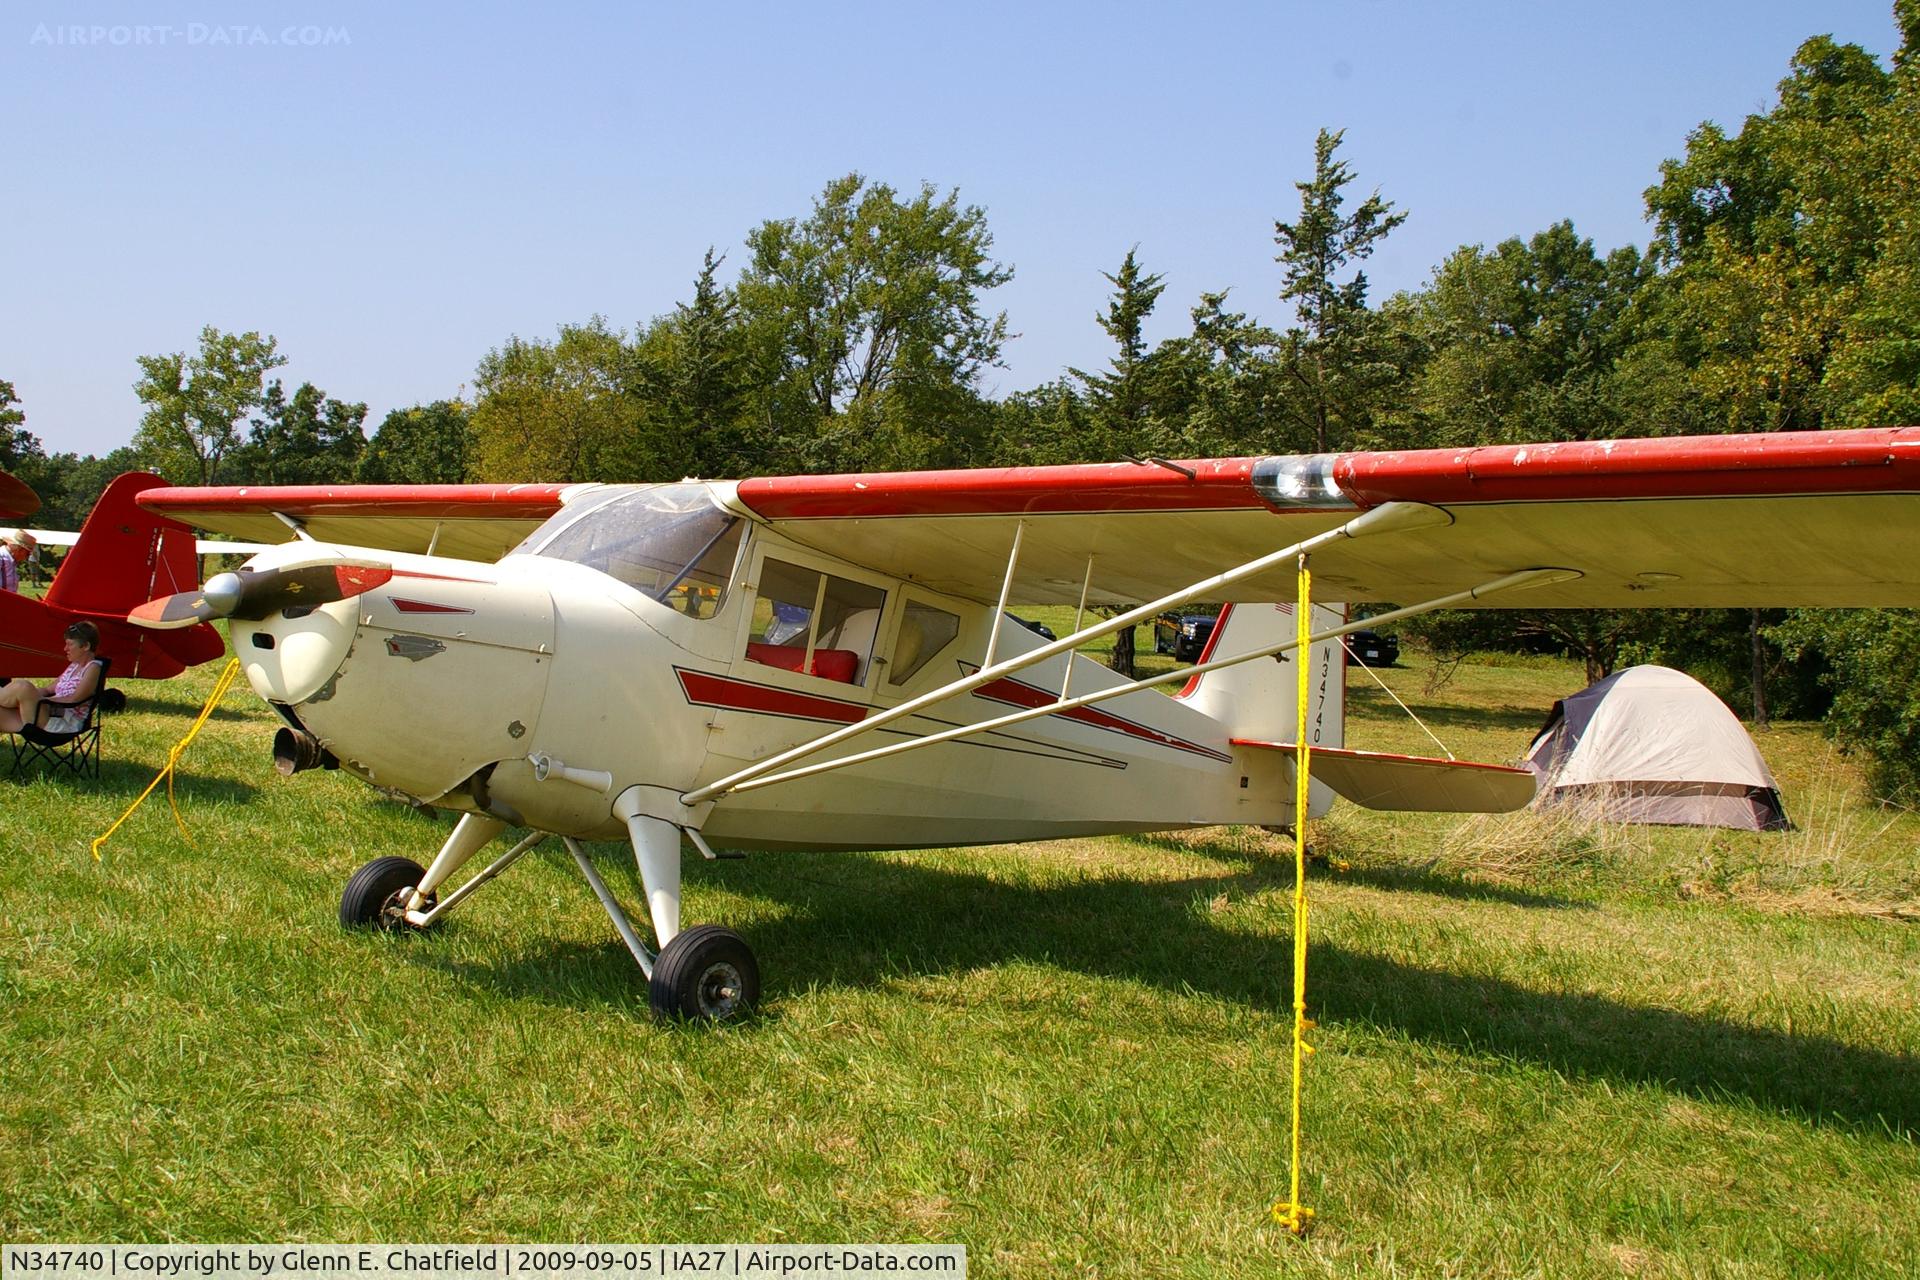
[515,483,746,617]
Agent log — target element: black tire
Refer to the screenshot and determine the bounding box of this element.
[649,924,760,1022]
[339,856,435,930]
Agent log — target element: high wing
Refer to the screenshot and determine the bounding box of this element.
[132,429,1920,610]
[133,483,576,562]
[730,428,1920,608]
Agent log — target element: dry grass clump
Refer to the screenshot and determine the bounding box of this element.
[1672,762,1920,920]
[1426,800,1640,883]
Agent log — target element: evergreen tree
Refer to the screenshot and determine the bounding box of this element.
[1070,247,1168,457]
[1273,129,1408,451]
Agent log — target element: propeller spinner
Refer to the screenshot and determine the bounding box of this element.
[130,561,394,629]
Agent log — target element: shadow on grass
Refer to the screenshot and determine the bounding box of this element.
[121,690,260,722]
[415,847,1914,1140]
[2,754,260,802]
[1127,828,1586,909]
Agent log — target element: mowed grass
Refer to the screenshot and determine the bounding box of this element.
[1,642,1917,1278]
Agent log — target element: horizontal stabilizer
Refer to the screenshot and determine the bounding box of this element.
[0,471,40,519]
[1233,740,1537,813]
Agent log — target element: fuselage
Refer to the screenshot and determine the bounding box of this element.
[229,484,1337,850]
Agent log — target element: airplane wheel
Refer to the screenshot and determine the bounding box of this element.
[339,856,436,931]
[649,925,760,1022]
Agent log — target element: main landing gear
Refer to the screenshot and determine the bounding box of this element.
[338,810,760,1022]
[339,855,436,930]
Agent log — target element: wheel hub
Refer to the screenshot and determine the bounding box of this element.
[696,961,745,1019]
[380,884,434,929]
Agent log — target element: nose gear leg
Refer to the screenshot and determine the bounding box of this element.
[613,789,685,949]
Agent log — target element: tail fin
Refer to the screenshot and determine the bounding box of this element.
[45,472,201,615]
[1173,602,1347,747]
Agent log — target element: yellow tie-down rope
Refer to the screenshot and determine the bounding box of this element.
[91,657,243,861]
[1272,555,1316,1236]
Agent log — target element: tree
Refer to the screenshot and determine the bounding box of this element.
[1824,3,1920,424]
[0,379,33,465]
[28,447,146,533]
[1395,221,1648,447]
[133,327,286,484]
[1772,608,1920,802]
[0,378,68,521]
[358,401,474,484]
[1641,34,1897,433]
[1070,247,1170,458]
[468,318,644,482]
[231,380,368,485]
[1272,129,1409,451]
[631,249,755,478]
[1064,248,1184,678]
[737,173,1013,471]
[987,378,1091,467]
[0,378,47,480]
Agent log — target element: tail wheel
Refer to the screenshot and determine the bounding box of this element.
[340,856,437,930]
[649,925,760,1022]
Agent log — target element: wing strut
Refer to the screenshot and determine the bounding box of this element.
[982,519,1026,668]
[699,567,1575,798]
[682,501,1455,806]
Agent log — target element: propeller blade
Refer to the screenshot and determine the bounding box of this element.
[128,561,393,629]
[128,591,221,630]
[229,562,394,619]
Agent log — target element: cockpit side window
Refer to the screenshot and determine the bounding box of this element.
[746,557,887,684]
[888,601,961,685]
[518,485,743,619]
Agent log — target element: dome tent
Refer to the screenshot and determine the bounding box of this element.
[1524,665,1789,831]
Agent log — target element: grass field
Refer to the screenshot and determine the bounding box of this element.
[2,638,1916,1277]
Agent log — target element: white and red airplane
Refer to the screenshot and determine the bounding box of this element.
[127,427,1920,1020]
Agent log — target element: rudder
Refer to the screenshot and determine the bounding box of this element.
[1173,602,1347,747]
[45,472,201,615]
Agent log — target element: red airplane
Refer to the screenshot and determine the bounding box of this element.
[0,472,226,679]
[0,470,39,520]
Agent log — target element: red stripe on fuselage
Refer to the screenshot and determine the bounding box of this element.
[676,668,869,725]
[971,674,1232,762]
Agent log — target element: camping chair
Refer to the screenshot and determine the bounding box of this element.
[10,658,122,780]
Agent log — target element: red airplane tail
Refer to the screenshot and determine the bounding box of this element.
[45,472,203,616]
[1,472,230,680]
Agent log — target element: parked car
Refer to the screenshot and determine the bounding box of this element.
[1346,628,1399,667]
[1170,613,1216,663]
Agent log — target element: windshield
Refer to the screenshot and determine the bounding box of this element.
[517,484,744,619]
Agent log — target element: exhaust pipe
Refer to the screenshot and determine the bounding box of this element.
[273,727,339,776]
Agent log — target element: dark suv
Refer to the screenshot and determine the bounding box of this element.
[1346,629,1399,667]
[1162,614,1216,662]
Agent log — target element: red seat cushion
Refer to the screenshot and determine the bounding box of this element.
[746,642,860,683]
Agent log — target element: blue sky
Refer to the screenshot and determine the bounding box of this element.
[3,1,1905,460]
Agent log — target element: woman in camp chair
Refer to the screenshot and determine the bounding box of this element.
[0,621,103,735]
